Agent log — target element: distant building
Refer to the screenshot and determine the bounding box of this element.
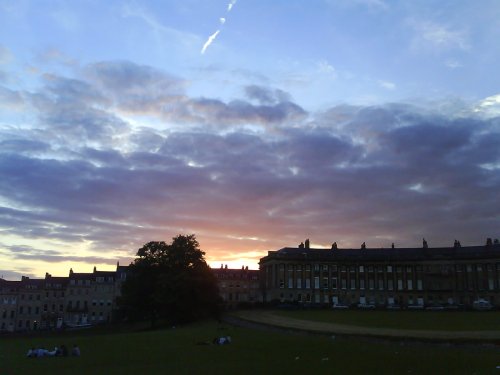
[259,239,500,308]
[0,279,19,332]
[212,265,261,308]
[0,263,127,332]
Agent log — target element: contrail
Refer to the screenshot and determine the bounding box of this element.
[201,30,221,54]
[200,0,238,55]
[227,0,237,12]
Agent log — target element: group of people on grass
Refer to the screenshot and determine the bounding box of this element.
[27,344,80,358]
[213,336,232,345]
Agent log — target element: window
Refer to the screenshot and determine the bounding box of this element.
[359,279,365,290]
[359,265,364,272]
[417,280,423,290]
[331,277,337,289]
[397,279,403,290]
[407,280,413,290]
[322,277,329,289]
[387,279,394,290]
[350,279,356,290]
[387,265,393,272]
[314,276,320,289]
[378,279,384,290]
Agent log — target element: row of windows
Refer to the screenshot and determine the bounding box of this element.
[69,277,114,285]
[1,310,15,319]
[274,263,500,274]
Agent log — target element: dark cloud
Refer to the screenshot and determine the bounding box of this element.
[184,97,307,126]
[244,85,291,105]
[0,85,24,109]
[1,60,499,278]
[0,244,119,265]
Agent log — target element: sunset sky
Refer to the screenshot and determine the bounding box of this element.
[1,0,500,280]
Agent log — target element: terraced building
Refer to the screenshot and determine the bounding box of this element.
[259,239,500,308]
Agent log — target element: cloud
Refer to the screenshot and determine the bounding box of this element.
[1,60,499,278]
[0,244,119,265]
[445,59,463,69]
[378,80,396,90]
[409,20,470,52]
[244,85,291,105]
[0,86,25,110]
[0,44,13,64]
[317,60,337,78]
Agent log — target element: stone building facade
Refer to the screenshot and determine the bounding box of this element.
[0,263,127,332]
[212,265,261,308]
[259,240,500,308]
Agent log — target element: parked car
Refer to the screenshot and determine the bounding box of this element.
[357,303,376,309]
[472,299,493,311]
[425,304,445,311]
[332,303,349,310]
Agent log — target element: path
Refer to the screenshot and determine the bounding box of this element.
[229,310,500,343]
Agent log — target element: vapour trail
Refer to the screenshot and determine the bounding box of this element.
[200,0,238,55]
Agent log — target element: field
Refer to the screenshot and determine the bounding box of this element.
[273,309,500,331]
[2,317,500,374]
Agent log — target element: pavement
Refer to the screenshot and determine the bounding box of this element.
[230,310,500,343]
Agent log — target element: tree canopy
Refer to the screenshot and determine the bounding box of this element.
[118,234,221,326]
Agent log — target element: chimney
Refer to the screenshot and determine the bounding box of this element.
[305,239,310,249]
[331,242,338,250]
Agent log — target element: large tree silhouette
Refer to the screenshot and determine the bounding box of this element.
[118,234,221,326]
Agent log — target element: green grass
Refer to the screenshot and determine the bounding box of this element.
[273,309,500,331]
[1,319,500,374]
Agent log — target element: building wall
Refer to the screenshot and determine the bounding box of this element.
[260,245,500,308]
[212,266,261,308]
[0,281,19,332]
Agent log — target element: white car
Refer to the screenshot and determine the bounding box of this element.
[332,303,349,310]
[472,299,493,311]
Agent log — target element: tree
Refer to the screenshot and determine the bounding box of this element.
[118,234,221,326]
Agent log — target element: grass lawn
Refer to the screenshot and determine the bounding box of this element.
[2,319,500,374]
[274,309,500,331]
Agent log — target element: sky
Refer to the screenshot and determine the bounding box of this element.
[1,0,500,280]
